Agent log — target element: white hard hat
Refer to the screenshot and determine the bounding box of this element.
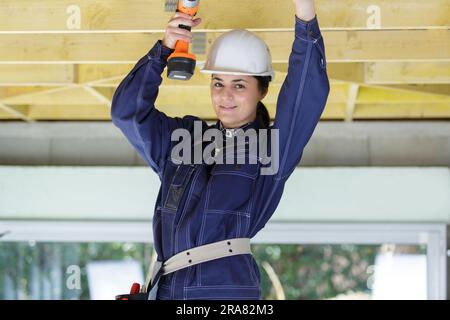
[200,29,275,82]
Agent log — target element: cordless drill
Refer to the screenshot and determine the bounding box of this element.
[167,0,200,81]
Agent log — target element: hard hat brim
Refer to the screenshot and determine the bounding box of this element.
[200,68,274,82]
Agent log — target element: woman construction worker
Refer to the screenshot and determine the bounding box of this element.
[111,0,329,300]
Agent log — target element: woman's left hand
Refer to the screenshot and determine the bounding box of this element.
[293,0,316,22]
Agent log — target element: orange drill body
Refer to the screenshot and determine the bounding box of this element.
[167,0,200,80]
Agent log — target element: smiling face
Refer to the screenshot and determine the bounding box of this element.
[210,74,267,129]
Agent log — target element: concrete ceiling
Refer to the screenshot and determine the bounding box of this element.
[0,121,449,166]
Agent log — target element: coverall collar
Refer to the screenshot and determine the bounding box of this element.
[216,113,266,139]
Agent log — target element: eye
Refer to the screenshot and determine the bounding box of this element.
[213,82,223,88]
[235,84,245,89]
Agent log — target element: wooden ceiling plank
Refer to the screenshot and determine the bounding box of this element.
[0,0,448,32]
[0,29,448,63]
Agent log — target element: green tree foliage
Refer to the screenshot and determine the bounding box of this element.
[252,244,378,299]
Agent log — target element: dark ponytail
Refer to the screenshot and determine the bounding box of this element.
[254,76,271,128]
[256,101,270,128]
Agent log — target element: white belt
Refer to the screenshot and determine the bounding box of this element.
[147,238,252,299]
[163,238,251,275]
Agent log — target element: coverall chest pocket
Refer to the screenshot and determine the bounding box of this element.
[164,164,195,211]
[206,163,259,214]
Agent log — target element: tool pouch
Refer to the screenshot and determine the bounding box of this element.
[115,292,149,300]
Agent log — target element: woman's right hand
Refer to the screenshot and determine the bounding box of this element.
[161,12,202,50]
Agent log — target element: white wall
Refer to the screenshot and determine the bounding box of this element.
[1,166,449,222]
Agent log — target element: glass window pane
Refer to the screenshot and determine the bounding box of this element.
[0,242,427,300]
[0,242,153,300]
[252,244,427,300]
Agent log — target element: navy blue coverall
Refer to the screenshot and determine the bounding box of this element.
[111,15,329,300]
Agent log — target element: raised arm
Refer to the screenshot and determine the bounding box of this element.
[272,0,330,180]
[110,12,202,177]
[250,0,330,235]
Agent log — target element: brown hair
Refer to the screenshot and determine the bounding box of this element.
[253,76,271,128]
